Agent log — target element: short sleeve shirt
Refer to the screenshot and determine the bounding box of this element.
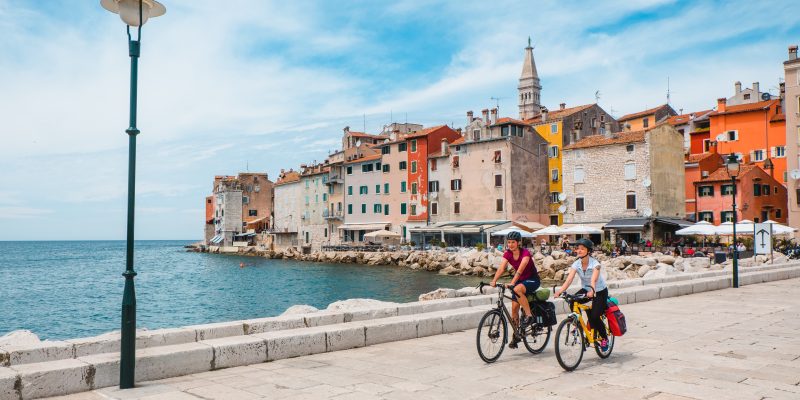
[570,257,607,292]
[503,248,539,281]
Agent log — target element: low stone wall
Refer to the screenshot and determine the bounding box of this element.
[2,261,799,399]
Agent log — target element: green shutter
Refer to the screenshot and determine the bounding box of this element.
[401,203,407,215]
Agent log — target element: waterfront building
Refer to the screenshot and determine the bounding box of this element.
[298,163,330,251]
[667,109,713,155]
[617,104,677,131]
[272,170,302,249]
[561,124,687,243]
[693,163,788,225]
[683,149,725,220]
[375,127,413,241]
[204,195,215,243]
[341,153,389,242]
[414,111,549,246]
[518,38,542,120]
[206,173,273,246]
[323,150,346,245]
[234,173,274,233]
[784,45,800,236]
[527,103,618,225]
[210,177,243,247]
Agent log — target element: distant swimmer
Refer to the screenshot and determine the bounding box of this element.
[240,262,245,269]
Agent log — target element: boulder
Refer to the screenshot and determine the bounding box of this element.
[455,287,480,297]
[326,298,398,311]
[553,259,572,271]
[630,256,657,266]
[0,330,41,347]
[755,255,768,264]
[541,256,555,271]
[472,266,487,276]
[281,305,319,315]
[551,251,566,260]
[637,264,652,277]
[609,258,626,270]
[438,266,459,275]
[554,269,567,281]
[533,252,545,262]
[418,288,457,301]
[605,267,627,281]
[657,255,676,265]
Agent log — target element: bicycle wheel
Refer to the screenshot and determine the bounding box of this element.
[594,317,615,359]
[555,317,584,371]
[522,323,551,354]
[476,309,507,363]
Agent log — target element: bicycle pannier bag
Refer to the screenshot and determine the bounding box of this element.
[605,303,627,336]
[533,301,557,326]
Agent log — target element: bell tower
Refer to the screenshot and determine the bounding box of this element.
[518,37,542,120]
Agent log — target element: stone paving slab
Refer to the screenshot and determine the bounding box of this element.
[48,277,800,400]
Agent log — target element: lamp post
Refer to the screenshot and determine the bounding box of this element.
[725,154,741,288]
[100,0,166,389]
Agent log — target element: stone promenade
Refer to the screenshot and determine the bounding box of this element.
[51,278,800,400]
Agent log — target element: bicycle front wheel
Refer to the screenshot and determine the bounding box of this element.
[555,317,584,371]
[476,309,507,363]
[522,324,551,354]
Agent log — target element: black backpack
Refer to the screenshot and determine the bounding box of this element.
[532,301,557,326]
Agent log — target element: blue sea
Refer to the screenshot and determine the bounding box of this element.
[0,241,483,340]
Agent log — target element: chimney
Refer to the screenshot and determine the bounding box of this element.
[490,108,498,124]
[343,126,350,133]
[752,82,760,96]
[789,45,798,60]
[717,98,727,113]
[441,138,448,156]
[466,110,474,125]
[481,109,489,123]
[541,108,548,122]
[709,141,718,154]
[734,81,742,94]
[560,103,566,110]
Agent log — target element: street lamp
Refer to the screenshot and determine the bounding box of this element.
[725,154,741,288]
[100,0,166,389]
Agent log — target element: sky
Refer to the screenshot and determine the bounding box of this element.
[1,0,798,240]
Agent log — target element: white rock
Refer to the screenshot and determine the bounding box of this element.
[0,330,40,347]
[657,255,676,265]
[281,305,320,315]
[630,256,657,266]
[326,298,398,312]
[455,287,479,297]
[637,265,652,277]
[418,288,457,301]
[551,251,566,260]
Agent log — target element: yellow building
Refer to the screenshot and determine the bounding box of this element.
[617,104,677,131]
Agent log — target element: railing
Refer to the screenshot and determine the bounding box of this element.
[325,175,344,185]
[322,210,344,219]
[321,244,383,252]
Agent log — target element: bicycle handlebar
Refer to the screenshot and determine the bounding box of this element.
[478,281,511,294]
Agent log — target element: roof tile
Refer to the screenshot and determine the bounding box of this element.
[564,130,646,150]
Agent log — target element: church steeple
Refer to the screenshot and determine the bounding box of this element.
[518,37,542,120]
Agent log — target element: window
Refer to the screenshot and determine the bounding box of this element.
[762,184,770,195]
[495,174,502,187]
[347,186,353,196]
[726,130,738,141]
[398,142,407,152]
[775,146,786,157]
[721,184,734,195]
[401,203,407,215]
[549,145,559,158]
[494,150,502,163]
[574,167,585,183]
[410,204,417,215]
[348,204,353,214]
[373,204,382,213]
[248,210,258,217]
[496,199,504,212]
[624,163,636,180]
[550,123,558,133]
[754,183,761,196]
[776,209,782,218]
[410,140,417,152]
[752,149,764,162]
[399,161,407,170]
[359,186,368,195]
[774,186,778,194]
[304,196,309,205]
[324,228,328,238]
[472,129,480,141]
[743,93,751,100]
[626,192,637,209]
[575,197,585,212]
[376,184,381,194]
[431,202,438,215]
[550,192,560,203]
[384,183,389,194]
[315,194,319,203]
[431,159,437,171]
[322,193,327,201]
[361,163,374,173]
[699,186,714,197]
[720,211,734,223]
[411,161,417,173]
[501,126,509,136]
[698,211,713,223]
[643,117,649,128]
[401,181,407,193]
[451,179,462,191]
[429,180,439,192]
[411,183,418,195]
[384,205,389,215]
[703,139,711,152]
[375,162,381,170]
[454,202,461,214]
[382,164,390,173]
[626,144,635,153]
[242,196,249,204]
[452,156,459,168]
[381,146,390,155]
[361,204,366,214]
[551,169,559,182]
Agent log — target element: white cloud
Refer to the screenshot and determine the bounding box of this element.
[0,207,54,219]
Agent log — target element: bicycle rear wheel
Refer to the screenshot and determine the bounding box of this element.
[594,317,615,359]
[476,309,507,363]
[522,324,551,354]
[555,317,584,371]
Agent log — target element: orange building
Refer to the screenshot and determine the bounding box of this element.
[404,125,461,225]
[694,164,788,224]
[706,98,787,185]
[684,151,724,218]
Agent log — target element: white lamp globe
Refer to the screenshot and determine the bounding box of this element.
[101,0,166,27]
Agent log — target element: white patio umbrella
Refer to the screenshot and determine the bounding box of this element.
[716,220,755,236]
[490,228,534,238]
[763,220,798,235]
[675,220,717,236]
[532,225,563,236]
[364,229,400,239]
[561,225,603,235]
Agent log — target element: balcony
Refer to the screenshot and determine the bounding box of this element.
[325,175,344,185]
[323,209,344,220]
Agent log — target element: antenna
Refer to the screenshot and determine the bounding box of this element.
[363,114,366,132]
[666,77,671,104]
[490,96,505,114]
[595,90,601,103]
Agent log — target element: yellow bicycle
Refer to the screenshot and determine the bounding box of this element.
[554,291,614,371]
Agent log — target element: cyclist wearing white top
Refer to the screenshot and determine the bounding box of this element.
[554,238,610,351]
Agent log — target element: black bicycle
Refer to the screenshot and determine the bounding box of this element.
[476,282,553,363]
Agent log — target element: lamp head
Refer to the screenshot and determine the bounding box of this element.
[101,0,166,27]
[726,154,740,178]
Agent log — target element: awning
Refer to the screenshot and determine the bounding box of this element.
[338,223,389,231]
[560,222,606,231]
[604,218,649,231]
[245,217,268,227]
[653,218,693,228]
[514,221,546,231]
[234,232,256,237]
[364,229,400,238]
[210,235,223,244]
[410,220,511,234]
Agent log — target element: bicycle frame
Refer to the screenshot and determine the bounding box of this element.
[566,300,602,345]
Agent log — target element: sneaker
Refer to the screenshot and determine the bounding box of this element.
[599,339,609,351]
[521,315,534,328]
[508,334,520,349]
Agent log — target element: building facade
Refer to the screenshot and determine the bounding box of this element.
[341,154,389,242]
[324,151,346,245]
[683,151,725,219]
[668,110,712,154]
[617,104,677,131]
[784,45,800,236]
[298,164,329,251]
[272,170,302,249]
[211,179,243,247]
[694,164,788,224]
[518,38,542,120]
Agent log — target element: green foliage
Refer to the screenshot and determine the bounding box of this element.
[439,241,447,248]
[600,241,614,253]
[653,239,664,248]
[476,243,486,252]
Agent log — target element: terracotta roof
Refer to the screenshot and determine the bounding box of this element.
[450,136,465,145]
[710,99,777,116]
[275,172,301,185]
[491,117,527,126]
[770,113,786,122]
[686,152,720,163]
[525,104,595,124]
[405,125,448,139]
[347,131,389,139]
[699,163,758,183]
[345,153,382,164]
[668,109,713,125]
[618,104,670,122]
[564,130,646,150]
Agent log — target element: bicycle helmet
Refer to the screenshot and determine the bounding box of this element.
[506,231,522,242]
[575,238,594,251]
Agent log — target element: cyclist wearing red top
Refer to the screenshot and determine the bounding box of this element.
[490,231,540,348]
